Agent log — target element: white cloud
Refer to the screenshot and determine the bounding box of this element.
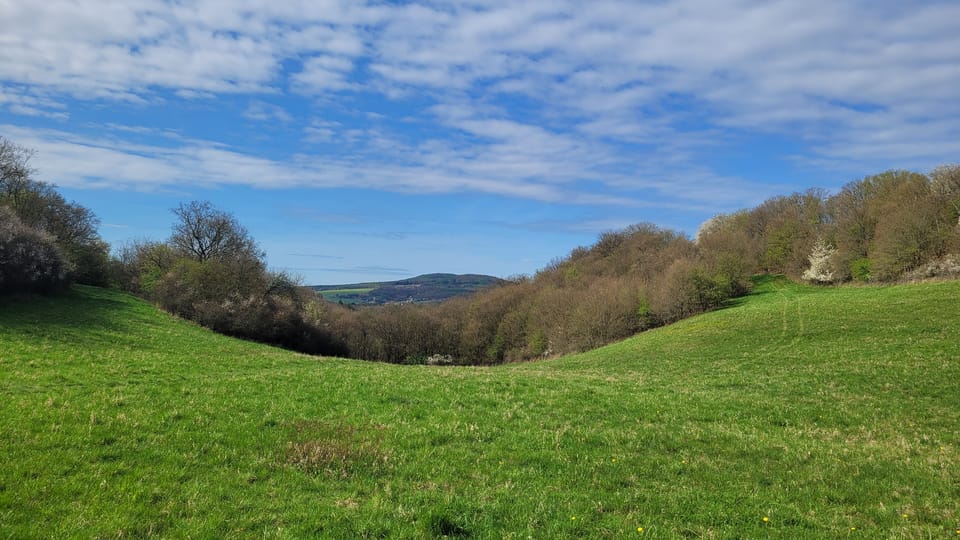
[7,104,69,121]
[0,0,371,98]
[292,55,356,93]
[243,101,293,123]
[5,122,722,211]
[0,86,69,120]
[364,0,959,171]
[304,120,350,143]
[1,0,958,203]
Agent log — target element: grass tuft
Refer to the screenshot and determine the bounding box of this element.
[282,420,389,478]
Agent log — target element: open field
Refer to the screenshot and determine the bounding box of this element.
[315,288,377,304]
[1,277,958,538]
[312,273,503,305]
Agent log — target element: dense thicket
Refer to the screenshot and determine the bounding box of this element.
[110,201,345,356]
[0,206,71,295]
[311,223,751,364]
[0,136,109,294]
[698,167,960,284]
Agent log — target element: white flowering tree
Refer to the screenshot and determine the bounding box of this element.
[802,238,836,283]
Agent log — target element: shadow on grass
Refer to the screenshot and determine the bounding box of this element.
[708,274,791,312]
[749,273,792,292]
[0,285,143,336]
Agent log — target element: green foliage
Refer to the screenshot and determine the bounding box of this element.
[849,258,871,282]
[751,191,827,276]
[762,222,801,271]
[527,328,548,356]
[316,287,376,304]
[635,296,655,328]
[110,240,176,295]
[485,332,506,363]
[1,280,958,537]
[827,170,955,282]
[562,264,581,283]
[695,171,959,286]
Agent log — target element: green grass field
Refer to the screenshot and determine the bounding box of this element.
[316,288,377,304]
[1,277,958,538]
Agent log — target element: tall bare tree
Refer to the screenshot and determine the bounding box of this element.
[170,201,262,263]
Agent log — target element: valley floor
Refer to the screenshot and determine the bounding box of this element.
[1,278,958,538]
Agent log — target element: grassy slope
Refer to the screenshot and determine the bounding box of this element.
[1,278,958,538]
[314,273,502,304]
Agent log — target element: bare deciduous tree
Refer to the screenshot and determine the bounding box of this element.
[170,201,262,263]
[0,136,35,205]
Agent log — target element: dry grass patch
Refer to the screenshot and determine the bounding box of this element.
[282,420,390,478]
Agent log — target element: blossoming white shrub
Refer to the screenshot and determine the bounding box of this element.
[802,238,836,283]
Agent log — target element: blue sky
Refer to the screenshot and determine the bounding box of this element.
[2,0,958,284]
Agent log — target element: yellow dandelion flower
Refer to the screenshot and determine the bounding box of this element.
[637,526,644,533]
[850,527,856,531]
[571,516,576,521]
[762,516,769,523]
[902,513,908,519]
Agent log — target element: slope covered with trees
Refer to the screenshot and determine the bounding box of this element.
[110,200,343,356]
[308,165,960,364]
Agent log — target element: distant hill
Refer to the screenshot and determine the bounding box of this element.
[311,273,504,304]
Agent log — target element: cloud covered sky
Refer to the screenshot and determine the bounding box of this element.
[2,0,958,283]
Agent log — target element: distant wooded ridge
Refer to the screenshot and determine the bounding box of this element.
[312,273,504,304]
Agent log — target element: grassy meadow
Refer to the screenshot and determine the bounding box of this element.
[1,277,958,538]
[315,288,377,304]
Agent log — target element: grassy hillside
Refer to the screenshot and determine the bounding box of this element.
[313,273,503,304]
[1,278,958,538]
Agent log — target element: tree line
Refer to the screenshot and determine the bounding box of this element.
[2,135,958,364]
[302,165,960,364]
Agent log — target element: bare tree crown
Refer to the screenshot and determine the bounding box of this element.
[170,201,262,263]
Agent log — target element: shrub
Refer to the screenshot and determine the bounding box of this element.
[1,136,109,285]
[526,329,549,357]
[849,258,871,282]
[902,254,960,280]
[650,257,735,323]
[802,238,837,283]
[0,206,71,295]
